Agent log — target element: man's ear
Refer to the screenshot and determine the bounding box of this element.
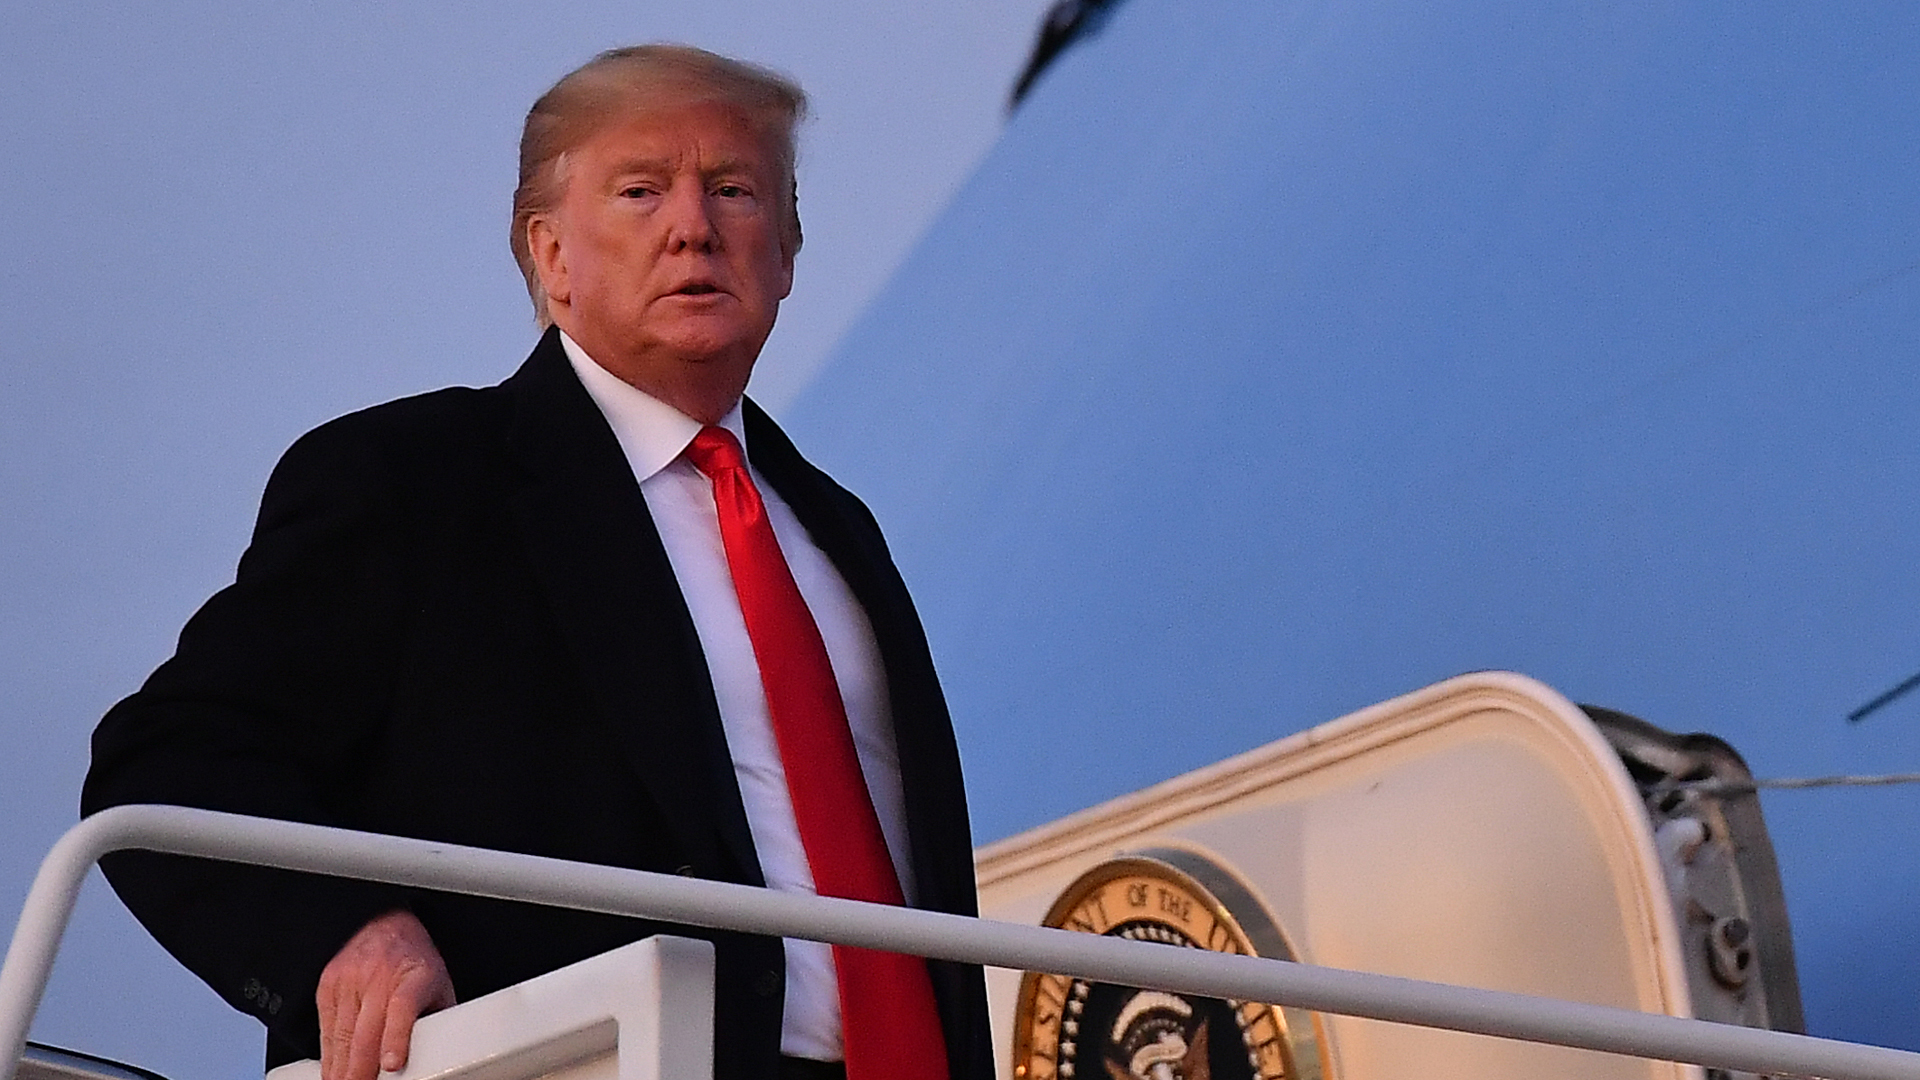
[776,250,794,302]
[526,216,570,309]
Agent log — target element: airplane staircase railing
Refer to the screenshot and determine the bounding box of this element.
[3,805,1918,1080]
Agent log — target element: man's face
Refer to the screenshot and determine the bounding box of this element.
[530,99,793,413]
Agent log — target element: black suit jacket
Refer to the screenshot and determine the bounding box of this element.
[81,329,991,1080]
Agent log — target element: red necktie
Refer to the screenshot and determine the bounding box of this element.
[685,426,950,1080]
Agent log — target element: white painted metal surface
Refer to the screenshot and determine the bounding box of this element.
[976,671,1702,1080]
[263,936,712,1080]
[3,804,1918,1080]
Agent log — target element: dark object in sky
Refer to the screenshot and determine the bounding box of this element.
[1009,0,1127,107]
[1847,669,1920,723]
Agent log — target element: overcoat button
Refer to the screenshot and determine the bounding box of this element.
[754,970,782,997]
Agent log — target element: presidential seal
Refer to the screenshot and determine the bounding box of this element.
[1011,852,1323,1080]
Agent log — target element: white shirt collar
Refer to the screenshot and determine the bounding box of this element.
[559,329,747,482]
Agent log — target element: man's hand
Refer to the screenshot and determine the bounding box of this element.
[316,909,457,1080]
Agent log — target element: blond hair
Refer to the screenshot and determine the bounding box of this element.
[510,45,807,327]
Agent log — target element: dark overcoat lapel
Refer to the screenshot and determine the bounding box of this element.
[744,403,991,1080]
[498,330,763,885]
[742,402,977,917]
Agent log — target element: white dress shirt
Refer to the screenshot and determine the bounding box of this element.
[562,332,915,1063]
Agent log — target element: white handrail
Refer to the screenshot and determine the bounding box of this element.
[3,806,1915,1080]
